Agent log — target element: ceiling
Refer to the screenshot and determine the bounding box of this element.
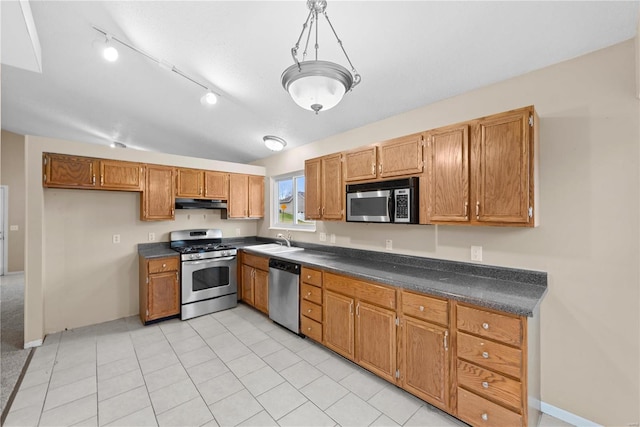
[1,1,638,164]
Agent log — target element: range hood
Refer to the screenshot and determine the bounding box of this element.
[174,198,228,210]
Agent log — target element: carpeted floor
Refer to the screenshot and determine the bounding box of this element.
[1,272,30,416]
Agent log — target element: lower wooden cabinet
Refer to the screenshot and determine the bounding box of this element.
[300,267,323,342]
[139,255,180,324]
[241,253,269,314]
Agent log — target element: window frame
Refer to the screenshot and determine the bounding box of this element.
[269,170,316,232]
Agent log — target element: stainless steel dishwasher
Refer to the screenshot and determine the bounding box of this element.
[268,258,300,334]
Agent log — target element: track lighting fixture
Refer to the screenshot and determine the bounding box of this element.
[92,25,220,108]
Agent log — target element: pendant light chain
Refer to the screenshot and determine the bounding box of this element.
[323,11,360,86]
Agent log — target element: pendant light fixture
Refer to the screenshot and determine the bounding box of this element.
[281,0,361,114]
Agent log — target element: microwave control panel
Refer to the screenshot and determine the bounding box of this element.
[394,189,410,222]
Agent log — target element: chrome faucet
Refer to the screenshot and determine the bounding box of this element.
[276,232,291,247]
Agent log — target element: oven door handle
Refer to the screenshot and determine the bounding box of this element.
[183,256,236,265]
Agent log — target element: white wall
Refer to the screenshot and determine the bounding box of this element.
[254,40,640,426]
[24,136,264,337]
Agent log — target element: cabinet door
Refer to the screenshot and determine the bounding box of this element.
[241,265,254,305]
[204,171,229,199]
[427,125,469,223]
[100,160,143,191]
[400,317,449,410]
[176,168,204,198]
[355,301,396,382]
[378,133,424,178]
[253,268,269,314]
[142,165,175,221]
[43,154,97,188]
[344,146,377,182]
[473,109,531,224]
[248,175,264,218]
[323,291,355,360]
[305,158,322,220]
[321,154,344,220]
[228,174,249,218]
[147,271,180,321]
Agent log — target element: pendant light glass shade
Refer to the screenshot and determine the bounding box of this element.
[282,61,352,113]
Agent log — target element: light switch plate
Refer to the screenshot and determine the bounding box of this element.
[112,234,121,244]
[319,232,326,242]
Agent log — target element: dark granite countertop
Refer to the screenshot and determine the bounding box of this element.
[138,242,178,259]
[241,241,547,317]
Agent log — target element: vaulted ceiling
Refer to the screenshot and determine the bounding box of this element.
[2,1,638,163]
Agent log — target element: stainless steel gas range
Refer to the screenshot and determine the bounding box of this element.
[170,229,237,320]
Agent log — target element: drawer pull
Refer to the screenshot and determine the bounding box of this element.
[482,322,489,330]
[307,275,311,279]
[419,305,425,312]
[482,351,489,359]
[481,413,488,421]
[307,327,312,331]
[307,309,312,313]
[306,292,312,297]
[162,263,166,268]
[482,381,489,389]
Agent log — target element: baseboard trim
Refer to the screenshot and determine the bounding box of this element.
[24,339,42,349]
[542,401,603,427]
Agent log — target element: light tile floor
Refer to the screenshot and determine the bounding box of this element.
[4,304,571,427]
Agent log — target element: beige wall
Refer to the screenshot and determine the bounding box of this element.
[1,130,26,272]
[255,40,640,426]
[24,136,264,338]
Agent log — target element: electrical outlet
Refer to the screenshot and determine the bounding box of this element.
[148,232,155,242]
[112,234,121,244]
[385,239,393,250]
[330,234,336,244]
[471,246,483,261]
[9,225,18,231]
[235,228,241,236]
[319,232,327,242]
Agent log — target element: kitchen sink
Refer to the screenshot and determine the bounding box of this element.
[243,243,304,255]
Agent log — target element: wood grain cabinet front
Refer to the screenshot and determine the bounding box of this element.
[305,154,344,220]
[43,154,143,191]
[300,267,323,342]
[240,252,269,313]
[141,165,175,221]
[228,174,264,218]
[139,255,180,324]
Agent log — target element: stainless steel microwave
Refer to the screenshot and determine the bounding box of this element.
[346,177,419,223]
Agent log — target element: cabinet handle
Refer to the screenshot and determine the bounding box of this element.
[378,164,382,174]
[482,381,489,389]
[162,263,166,268]
[349,301,353,314]
[476,201,480,219]
[482,351,489,359]
[444,330,449,351]
[371,163,375,175]
[482,322,489,330]
[419,305,425,312]
[481,413,488,421]
[307,275,311,279]
[307,327,312,331]
[92,175,96,185]
[100,175,104,185]
[306,291,312,297]
[355,303,360,316]
[317,207,320,215]
[307,309,312,313]
[176,271,179,280]
[464,201,469,218]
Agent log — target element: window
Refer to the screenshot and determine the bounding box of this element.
[271,171,315,231]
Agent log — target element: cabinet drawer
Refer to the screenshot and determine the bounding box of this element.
[301,299,322,323]
[324,272,396,309]
[457,387,522,427]
[243,253,269,271]
[457,332,522,379]
[302,267,322,287]
[402,291,448,326]
[301,283,323,305]
[457,360,522,410]
[301,316,322,342]
[457,305,522,347]
[148,257,179,274]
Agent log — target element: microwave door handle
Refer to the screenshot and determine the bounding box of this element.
[388,189,395,222]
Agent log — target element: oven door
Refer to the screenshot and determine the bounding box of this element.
[181,257,237,304]
[346,189,393,222]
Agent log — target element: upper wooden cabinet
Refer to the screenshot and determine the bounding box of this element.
[472,107,537,225]
[425,124,470,223]
[344,133,424,183]
[141,165,175,221]
[305,153,344,221]
[425,106,538,227]
[176,168,229,199]
[43,154,143,191]
[228,174,264,218]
